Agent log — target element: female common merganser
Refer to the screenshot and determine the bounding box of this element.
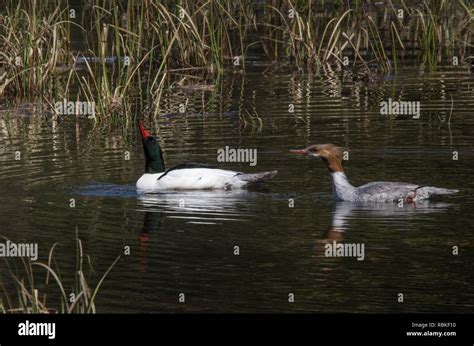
[136,122,277,192]
[290,144,458,203]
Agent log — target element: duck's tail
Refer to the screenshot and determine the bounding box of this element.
[237,170,278,183]
[432,188,459,195]
[415,186,459,200]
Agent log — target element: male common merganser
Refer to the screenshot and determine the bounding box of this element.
[136,122,277,192]
[290,144,458,203]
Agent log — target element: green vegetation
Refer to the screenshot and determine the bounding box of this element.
[0,0,472,122]
[0,236,120,314]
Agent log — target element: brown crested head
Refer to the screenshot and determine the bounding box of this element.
[290,143,344,173]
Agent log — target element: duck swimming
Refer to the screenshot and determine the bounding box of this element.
[290,144,458,203]
[136,122,277,192]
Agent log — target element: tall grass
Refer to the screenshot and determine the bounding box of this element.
[0,0,74,97]
[1,0,472,121]
[0,236,120,314]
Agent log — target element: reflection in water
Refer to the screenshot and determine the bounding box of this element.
[316,201,457,276]
[135,190,264,272]
[320,200,453,244]
[138,210,162,272]
[137,190,258,223]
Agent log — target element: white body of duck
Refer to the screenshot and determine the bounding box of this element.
[136,164,276,192]
[290,144,458,203]
[136,122,277,192]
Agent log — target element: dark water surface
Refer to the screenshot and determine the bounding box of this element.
[1,65,473,312]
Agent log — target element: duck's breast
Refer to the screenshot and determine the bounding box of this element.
[136,173,164,192]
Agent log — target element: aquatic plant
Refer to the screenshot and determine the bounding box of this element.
[0,0,73,97]
[1,0,472,122]
[0,235,120,314]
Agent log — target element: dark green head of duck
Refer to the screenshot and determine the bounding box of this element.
[138,121,166,174]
